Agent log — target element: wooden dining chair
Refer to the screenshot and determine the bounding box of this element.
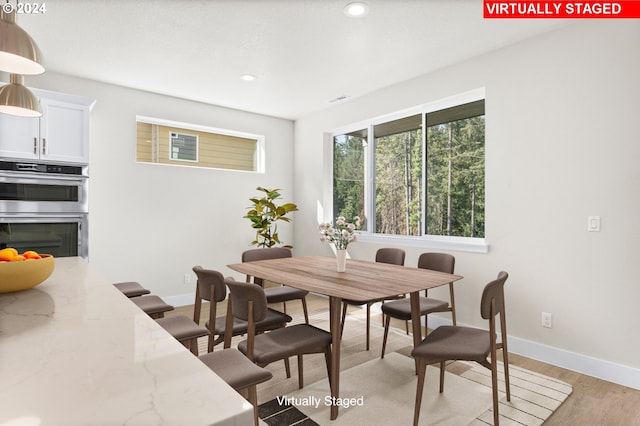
[224,277,332,390]
[113,281,150,298]
[340,247,406,350]
[192,265,292,352]
[242,247,310,324]
[198,348,272,426]
[412,271,510,426]
[380,252,456,358]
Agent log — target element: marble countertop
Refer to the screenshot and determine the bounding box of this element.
[0,257,252,425]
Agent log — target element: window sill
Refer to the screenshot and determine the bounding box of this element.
[355,233,489,254]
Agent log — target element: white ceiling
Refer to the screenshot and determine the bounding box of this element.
[17,0,570,120]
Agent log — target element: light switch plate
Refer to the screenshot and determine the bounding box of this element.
[587,216,601,232]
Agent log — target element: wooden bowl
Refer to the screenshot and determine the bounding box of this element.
[0,255,55,293]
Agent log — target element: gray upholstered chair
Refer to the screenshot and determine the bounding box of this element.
[340,247,406,350]
[113,281,150,297]
[129,294,174,318]
[242,247,310,323]
[412,271,511,426]
[380,252,456,358]
[156,315,209,355]
[225,277,332,390]
[192,265,292,352]
[198,348,272,426]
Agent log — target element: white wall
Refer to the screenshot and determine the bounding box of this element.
[23,72,295,302]
[293,20,640,388]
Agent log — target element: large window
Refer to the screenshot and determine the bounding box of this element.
[136,116,264,172]
[333,91,485,243]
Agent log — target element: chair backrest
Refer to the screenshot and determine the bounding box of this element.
[375,248,406,266]
[480,271,509,319]
[417,252,455,274]
[192,266,227,303]
[225,277,269,323]
[242,247,292,286]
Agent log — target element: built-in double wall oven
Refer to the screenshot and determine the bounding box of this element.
[0,161,88,258]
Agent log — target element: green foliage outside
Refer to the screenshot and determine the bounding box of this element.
[333,114,485,238]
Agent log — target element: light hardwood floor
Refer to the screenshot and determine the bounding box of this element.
[167,293,640,425]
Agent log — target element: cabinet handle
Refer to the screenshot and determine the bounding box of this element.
[33,137,37,155]
[42,138,46,155]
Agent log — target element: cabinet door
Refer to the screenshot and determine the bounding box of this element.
[0,113,40,160]
[40,98,90,164]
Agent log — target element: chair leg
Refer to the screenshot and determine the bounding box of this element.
[324,346,332,389]
[282,301,288,314]
[297,354,304,389]
[301,298,309,324]
[284,357,291,378]
[405,320,409,335]
[439,361,446,393]
[247,385,259,426]
[381,314,391,359]
[413,359,427,426]
[491,358,500,425]
[503,350,511,401]
[188,338,199,355]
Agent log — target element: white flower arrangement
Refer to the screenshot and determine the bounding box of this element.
[319,216,362,250]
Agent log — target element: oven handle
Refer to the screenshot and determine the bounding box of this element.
[0,172,87,186]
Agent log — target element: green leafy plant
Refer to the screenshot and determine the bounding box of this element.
[244,187,299,248]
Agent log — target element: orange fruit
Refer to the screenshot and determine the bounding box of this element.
[0,248,18,262]
[23,250,41,260]
[13,255,26,261]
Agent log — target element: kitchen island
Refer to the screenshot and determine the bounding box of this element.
[0,257,252,425]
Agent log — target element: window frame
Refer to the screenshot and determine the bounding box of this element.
[328,88,488,253]
[136,115,265,173]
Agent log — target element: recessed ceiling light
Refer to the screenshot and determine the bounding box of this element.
[241,74,256,81]
[344,2,369,17]
[329,95,349,103]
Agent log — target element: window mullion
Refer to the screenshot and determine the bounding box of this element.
[365,123,376,234]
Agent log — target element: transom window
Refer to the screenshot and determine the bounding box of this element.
[332,90,485,242]
[136,116,264,172]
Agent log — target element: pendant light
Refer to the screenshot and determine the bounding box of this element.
[0,6,45,75]
[0,5,45,117]
[0,73,41,117]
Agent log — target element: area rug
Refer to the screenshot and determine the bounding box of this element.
[258,352,572,426]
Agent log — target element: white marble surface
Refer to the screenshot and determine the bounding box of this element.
[0,257,253,426]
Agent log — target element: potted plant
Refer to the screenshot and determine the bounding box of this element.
[244,187,298,248]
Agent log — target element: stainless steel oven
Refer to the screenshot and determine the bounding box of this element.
[0,161,89,258]
[0,214,88,258]
[0,161,88,214]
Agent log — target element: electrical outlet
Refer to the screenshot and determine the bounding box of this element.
[541,312,553,328]
[184,273,191,286]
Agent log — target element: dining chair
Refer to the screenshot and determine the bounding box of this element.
[129,294,174,318]
[198,348,272,426]
[412,271,510,426]
[242,247,310,323]
[224,277,332,390]
[155,314,209,355]
[113,281,150,298]
[192,265,292,353]
[340,247,406,350]
[380,252,456,359]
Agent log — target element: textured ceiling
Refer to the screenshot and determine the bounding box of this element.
[17,0,570,120]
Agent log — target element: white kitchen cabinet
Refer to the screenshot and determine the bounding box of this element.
[0,88,93,164]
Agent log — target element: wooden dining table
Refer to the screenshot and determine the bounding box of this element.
[227,255,463,420]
